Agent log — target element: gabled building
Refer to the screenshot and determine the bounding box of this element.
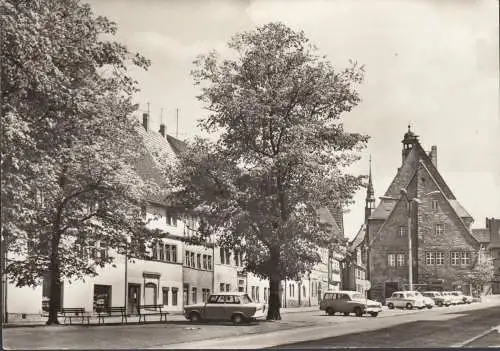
[366,126,481,302]
[486,218,500,293]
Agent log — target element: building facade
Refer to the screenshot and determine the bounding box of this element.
[366,127,481,302]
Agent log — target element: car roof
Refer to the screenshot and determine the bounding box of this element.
[325,290,364,295]
[211,292,248,296]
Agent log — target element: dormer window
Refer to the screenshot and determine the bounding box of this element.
[431,200,438,211]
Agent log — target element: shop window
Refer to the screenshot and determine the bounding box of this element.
[94,284,112,312]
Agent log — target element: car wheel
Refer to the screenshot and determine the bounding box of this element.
[326,307,335,316]
[427,305,433,309]
[437,301,443,307]
[354,307,363,317]
[387,303,394,310]
[343,312,350,316]
[370,312,378,317]
[231,314,246,325]
[189,312,201,322]
[406,303,413,310]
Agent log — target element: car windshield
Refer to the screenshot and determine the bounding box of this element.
[414,292,423,296]
[351,293,364,300]
[241,294,252,304]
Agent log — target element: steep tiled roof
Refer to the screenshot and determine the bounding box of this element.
[471,228,490,243]
[318,207,343,238]
[449,199,472,219]
[350,225,366,250]
[167,135,188,155]
[369,199,397,220]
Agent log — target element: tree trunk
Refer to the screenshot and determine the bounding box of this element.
[266,249,281,320]
[46,229,61,325]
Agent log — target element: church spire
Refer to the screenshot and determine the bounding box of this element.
[365,155,375,222]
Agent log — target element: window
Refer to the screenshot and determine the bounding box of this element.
[302,285,306,298]
[190,252,195,267]
[172,288,178,305]
[451,252,460,265]
[192,287,197,304]
[208,256,212,270]
[203,255,208,269]
[165,245,171,262]
[162,287,169,305]
[235,251,239,266]
[432,200,439,211]
[159,244,165,261]
[461,251,471,265]
[185,251,190,266]
[220,248,225,264]
[399,226,408,237]
[256,287,260,302]
[425,251,436,265]
[436,252,444,265]
[226,283,230,292]
[151,242,159,260]
[388,254,396,267]
[435,223,444,235]
[171,245,177,263]
[240,252,244,266]
[197,254,201,269]
[251,286,256,300]
[264,287,268,302]
[225,250,231,265]
[166,212,177,226]
[202,289,210,302]
[220,283,225,292]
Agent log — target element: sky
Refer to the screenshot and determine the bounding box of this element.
[88,0,499,240]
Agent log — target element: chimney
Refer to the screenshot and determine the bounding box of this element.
[429,145,437,168]
[142,113,149,131]
[159,124,166,137]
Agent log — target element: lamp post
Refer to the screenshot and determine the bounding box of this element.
[380,190,440,291]
[124,236,131,315]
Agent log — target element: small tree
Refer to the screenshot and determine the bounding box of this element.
[1,0,155,324]
[167,23,368,319]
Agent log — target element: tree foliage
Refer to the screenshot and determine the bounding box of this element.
[166,22,369,319]
[1,0,155,323]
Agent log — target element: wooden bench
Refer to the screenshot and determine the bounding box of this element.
[137,304,168,323]
[96,306,128,325]
[60,308,90,325]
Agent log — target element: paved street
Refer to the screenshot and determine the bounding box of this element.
[3,301,500,349]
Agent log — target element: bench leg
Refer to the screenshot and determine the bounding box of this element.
[124,314,128,324]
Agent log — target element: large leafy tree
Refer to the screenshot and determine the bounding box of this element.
[1,0,155,324]
[167,23,369,319]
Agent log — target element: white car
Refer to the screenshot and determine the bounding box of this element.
[442,291,463,305]
[385,291,426,310]
[414,291,434,309]
[451,291,473,304]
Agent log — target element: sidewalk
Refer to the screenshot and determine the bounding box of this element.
[2,305,320,328]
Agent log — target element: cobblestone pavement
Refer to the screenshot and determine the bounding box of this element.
[3,302,498,349]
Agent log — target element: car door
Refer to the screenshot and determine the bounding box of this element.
[205,295,225,320]
[224,295,238,319]
[338,293,351,313]
[394,293,404,307]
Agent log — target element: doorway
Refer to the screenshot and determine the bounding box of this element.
[128,283,141,314]
[93,284,112,312]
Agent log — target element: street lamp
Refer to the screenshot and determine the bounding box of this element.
[380,189,440,291]
[124,236,131,315]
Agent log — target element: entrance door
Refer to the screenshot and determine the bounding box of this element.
[385,282,399,299]
[128,284,140,315]
[93,285,112,312]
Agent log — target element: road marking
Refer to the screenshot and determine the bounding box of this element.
[453,325,500,347]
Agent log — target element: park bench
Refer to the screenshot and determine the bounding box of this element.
[60,307,90,325]
[96,306,128,325]
[137,304,169,323]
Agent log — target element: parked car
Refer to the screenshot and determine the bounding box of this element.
[385,291,426,310]
[414,291,435,309]
[184,292,266,324]
[451,291,473,304]
[442,291,464,305]
[319,290,383,317]
[422,291,452,307]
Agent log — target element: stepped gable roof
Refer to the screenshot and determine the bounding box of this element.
[471,228,490,243]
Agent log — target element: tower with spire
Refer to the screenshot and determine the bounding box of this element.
[365,155,375,223]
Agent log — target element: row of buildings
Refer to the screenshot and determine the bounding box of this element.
[3,118,497,320]
[3,113,353,321]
